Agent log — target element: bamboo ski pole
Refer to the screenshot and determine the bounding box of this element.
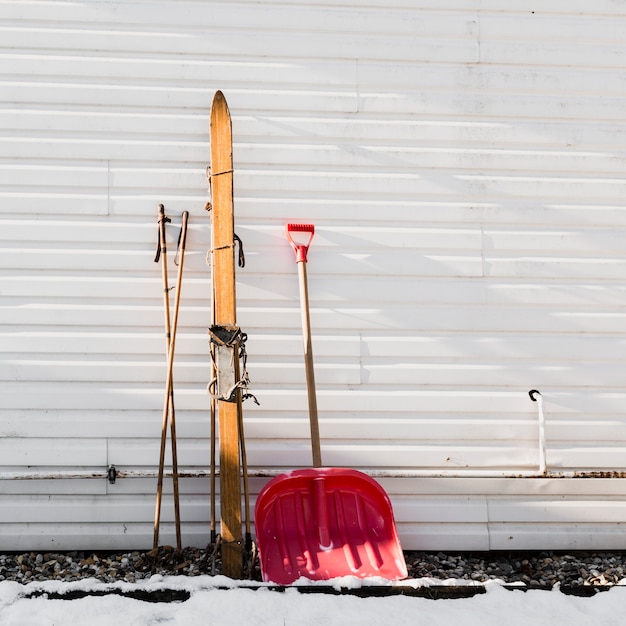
[154,204,172,549]
[210,260,218,545]
[168,210,188,551]
[237,381,252,554]
[153,207,188,551]
[206,174,218,547]
[210,391,217,544]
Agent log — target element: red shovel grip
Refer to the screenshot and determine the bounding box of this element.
[286,223,315,263]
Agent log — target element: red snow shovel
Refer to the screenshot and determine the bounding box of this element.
[254,224,407,585]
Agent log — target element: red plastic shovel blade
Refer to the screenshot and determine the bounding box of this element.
[254,468,407,585]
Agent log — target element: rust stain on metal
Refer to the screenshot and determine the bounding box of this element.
[571,470,626,479]
[4,469,626,481]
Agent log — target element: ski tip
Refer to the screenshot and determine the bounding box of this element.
[210,90,231,123]
[212,90,227,108]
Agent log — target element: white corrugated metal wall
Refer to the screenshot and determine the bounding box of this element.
[2,0,626,551]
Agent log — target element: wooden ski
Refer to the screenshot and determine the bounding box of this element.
[208,90,243,579]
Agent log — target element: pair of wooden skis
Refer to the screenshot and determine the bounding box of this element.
[207,90,248,579]
[153,91,246,579]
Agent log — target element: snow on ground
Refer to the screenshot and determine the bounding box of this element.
[1,576,625,626]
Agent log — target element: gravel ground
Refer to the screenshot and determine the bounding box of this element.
[1,547,626,588]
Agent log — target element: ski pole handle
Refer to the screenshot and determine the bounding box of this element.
[286,223,315,263]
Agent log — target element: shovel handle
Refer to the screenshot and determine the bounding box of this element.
[286,222,321,467]
[286,223,315,263]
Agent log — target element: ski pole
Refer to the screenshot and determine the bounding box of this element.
[206,182,218,547]
[529,389,547,475]
[153,207,188,551]
[168,210,189,551]
[154,204,172,549]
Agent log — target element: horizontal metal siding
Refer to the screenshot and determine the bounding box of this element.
[1,1,626,551]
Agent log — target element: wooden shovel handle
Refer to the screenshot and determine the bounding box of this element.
[286,223,321,468]
[297,260,322,468]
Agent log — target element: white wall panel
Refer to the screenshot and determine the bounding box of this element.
[2,0,626,552]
